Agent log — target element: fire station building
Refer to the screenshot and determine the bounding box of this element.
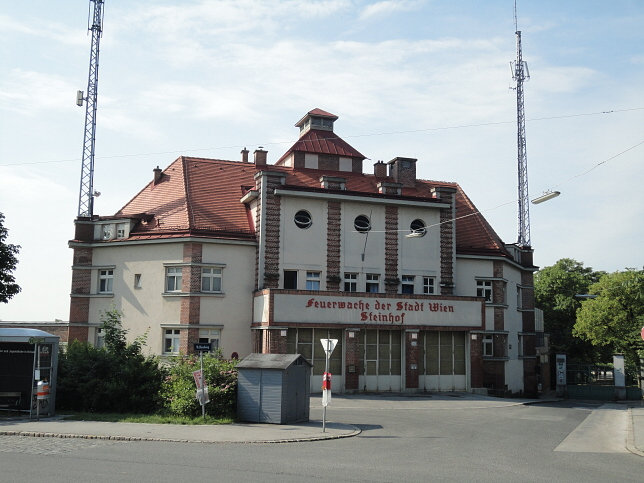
[67,109,543,396]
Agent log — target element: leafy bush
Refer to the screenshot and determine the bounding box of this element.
[57,309,166,413]
[161,352,238,418]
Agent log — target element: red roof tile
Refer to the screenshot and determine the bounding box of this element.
[113,156,510,259]
[276,129,366,165]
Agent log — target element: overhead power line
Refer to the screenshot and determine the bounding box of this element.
[0,106,642,168]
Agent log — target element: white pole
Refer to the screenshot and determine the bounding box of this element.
[323,339,330,433]
[200,350,205,420]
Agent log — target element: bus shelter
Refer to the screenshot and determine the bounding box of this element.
[0,328,59,417]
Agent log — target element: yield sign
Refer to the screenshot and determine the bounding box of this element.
[320,338,338,356]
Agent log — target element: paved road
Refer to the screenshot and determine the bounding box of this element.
[0,395,642,482]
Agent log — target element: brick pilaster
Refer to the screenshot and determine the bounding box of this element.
[385,205,399,294]
[470,334,484,388]
[180,243,202,354]
[434,187,456,295]
[345,330,360,390]
[405,332,419,389]
[262,175,283,288]
[264,328,287,354]
[68,246,93,342]
[326,200,341,291]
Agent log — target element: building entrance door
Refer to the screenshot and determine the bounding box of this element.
[359,329,402,392]
[418,331,467,391]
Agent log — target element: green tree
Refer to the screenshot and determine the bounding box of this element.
[57,309,165,413]
[534,258,605,361]
[573,269,644,377]
[0,212,21,303]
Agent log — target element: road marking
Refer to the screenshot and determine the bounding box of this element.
[555,403,628,453]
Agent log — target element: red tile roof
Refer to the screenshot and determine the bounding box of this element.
[295,108,338,127]
[113,156,510,259]
[276,129,366,165]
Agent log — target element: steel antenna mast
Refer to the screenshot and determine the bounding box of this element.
[510,1,531,246]
[76,0,105,218]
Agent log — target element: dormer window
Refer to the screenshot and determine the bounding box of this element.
[102,225,113,240]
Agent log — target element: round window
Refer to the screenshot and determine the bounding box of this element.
[410,219,427,237]
[294,210,312,229]
[354,215,371,233]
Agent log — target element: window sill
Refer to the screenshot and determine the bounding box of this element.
[162,292,226,297]
[485,303,508,308]
[70,293,114,298]
[482,356,509,361]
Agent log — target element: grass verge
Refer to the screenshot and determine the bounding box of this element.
[60,412,234,425]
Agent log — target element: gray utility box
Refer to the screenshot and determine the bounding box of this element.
[237,353,312,424]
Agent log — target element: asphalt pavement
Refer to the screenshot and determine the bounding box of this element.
[1,393,642,455]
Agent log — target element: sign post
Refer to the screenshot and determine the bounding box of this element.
[193,342,211,420]
[320,338,337,433]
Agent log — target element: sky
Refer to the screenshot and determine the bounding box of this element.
[0,0,642,322]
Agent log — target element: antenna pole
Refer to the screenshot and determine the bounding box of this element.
[77,0,105,218]
[511,2,531,247]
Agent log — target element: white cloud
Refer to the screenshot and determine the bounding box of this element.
[0,14,85,46]
[0,69,78,115]
[359,0,425,21]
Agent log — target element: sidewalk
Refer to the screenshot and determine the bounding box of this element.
[0,394,642,452]
[0,416,359,444]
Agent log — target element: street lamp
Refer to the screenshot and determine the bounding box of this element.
[531,191,561,204]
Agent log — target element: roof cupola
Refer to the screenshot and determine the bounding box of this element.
[295,108,338,137]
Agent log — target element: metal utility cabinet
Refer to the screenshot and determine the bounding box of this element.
[237,353,312,424]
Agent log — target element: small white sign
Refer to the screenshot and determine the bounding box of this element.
[320,338,338,356]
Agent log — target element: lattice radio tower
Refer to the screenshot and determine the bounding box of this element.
[510,2,531,247]
[76,0,105,218]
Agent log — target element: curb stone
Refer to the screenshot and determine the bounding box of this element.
[0,426,362,444]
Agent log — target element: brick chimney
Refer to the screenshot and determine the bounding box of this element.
[254,148,267,166]
[153,166,163,185]
[388,157,417,187]
[374,161,387,178]
[241,147,249,163]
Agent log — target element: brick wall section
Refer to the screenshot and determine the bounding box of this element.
[252,330,262,353]
[470,334,484,388]
[494,307,504,331]
[319,154,339,171]
[263,176,283,288]
[68,246,93,342]
[326,201,342,291]
[437,188,456,295]
[345,331,360,390]
[483,360,506,394]
[492,261,505,331]
[405,332,419,389]
[264,329,287,354]
[385,205,399,294]
[180,243,202,354]
[67,324,89,343]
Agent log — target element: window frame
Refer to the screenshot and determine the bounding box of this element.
[476,280,492,302]
[366,273,380,293]
[201,267,223,293]
[294,210,313,229]
[198,329,221,353]
[165,267,183,293]
[344,272,357,292]
[423,276,435,295]
[163,329,181,355]
[306,271,321,290]
[401,275,415,294]
[98,269,114,294]
[284,270,298,290]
